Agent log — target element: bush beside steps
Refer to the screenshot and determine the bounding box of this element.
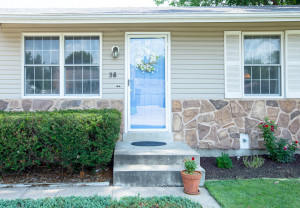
[0,109,121,172]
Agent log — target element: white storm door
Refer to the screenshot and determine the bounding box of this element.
[126,33,170,132]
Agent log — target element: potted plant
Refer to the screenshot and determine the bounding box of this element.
[181,157,202,195]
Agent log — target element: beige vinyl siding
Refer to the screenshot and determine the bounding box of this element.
[102,32,125,98]
[0,32,21,99]
[171,32,224,99]
[1,22,300,99]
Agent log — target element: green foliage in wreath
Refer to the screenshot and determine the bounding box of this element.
[136,54,159,73]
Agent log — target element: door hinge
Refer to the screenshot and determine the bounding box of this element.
[128,79,130,86]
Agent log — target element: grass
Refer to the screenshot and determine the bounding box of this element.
[0,195,202,208]
[205,178,300,208]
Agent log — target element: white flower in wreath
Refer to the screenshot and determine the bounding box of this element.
[135,47,160,73]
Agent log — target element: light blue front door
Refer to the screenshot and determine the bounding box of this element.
[129,37,167,130]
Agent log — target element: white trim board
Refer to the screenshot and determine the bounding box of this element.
[2,13,300,24]
[124,32,171,133]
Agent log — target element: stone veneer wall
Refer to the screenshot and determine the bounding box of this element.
[172,99,300,150]
[0,99,124,139]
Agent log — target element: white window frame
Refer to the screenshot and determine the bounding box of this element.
[21,32,103,99]
[242,32,284,99]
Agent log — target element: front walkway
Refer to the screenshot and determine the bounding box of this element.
[0,186,220,208]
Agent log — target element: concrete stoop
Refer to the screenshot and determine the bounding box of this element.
[113,142,205,187]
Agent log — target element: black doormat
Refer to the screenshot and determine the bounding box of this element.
[131,141,167,146]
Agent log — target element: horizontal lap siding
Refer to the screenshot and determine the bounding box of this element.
[171,32,224,99]
[102,32,125,98]
[0,32,21,99]
[1,22,300,99]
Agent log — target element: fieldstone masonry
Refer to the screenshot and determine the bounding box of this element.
[0,99,124,140]
[2,98,300,149]
[172,99,300,150]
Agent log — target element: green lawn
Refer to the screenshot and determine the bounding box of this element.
[0,196,202,208]
[205,178,300,208]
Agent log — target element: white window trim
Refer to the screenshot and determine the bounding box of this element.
[21,32,103,99]
[241,31,285,99]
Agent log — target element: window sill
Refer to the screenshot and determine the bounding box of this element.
[23,96,102,99]
[243,95,283,99]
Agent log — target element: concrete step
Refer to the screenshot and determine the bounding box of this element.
[114,142,200,165]
[113,164,206,187]
[114,154,200,165]
[113,142,206,187]
[123,132,173,142]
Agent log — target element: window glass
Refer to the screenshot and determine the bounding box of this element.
[24,35,101,97]
[64,36,100,95]
[244,35,281,96]
[24,37,60,95]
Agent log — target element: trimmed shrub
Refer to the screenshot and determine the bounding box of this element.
[0,109,121,172]
[216,153,233,169]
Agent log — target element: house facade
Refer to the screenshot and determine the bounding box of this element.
[0,7,300,150]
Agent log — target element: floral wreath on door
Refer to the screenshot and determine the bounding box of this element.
[135,46,160,73]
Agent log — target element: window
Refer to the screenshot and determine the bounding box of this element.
[23,34,102,97]
[244,35,281,96]
[24,37,60,95]
[64,36,100,95]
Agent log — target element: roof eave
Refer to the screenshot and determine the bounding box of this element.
[0,13,300,23]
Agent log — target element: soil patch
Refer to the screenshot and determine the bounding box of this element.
[0,164,113,184]
[201,154,300,180]
[2,154,299,184]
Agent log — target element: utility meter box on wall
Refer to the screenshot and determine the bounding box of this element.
[240,133,250,149]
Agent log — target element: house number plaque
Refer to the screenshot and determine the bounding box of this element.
[109,72,117,78]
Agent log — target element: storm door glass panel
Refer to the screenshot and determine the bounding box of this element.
[130,38,166,129]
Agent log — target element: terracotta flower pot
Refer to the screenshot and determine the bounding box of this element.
[181,170,202,195]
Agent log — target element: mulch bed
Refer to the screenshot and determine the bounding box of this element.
[0,164,113,184]
[201,154,300,180]
[2,154,299,184]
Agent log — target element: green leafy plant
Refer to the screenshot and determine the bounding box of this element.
[183,157,197,174]
[258,117,298,163]
[216,153,233,169]
[0,109,121,172]
[0,196,202,208]
[243,155,265,168]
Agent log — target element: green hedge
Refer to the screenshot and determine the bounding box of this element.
[0,109,121,172]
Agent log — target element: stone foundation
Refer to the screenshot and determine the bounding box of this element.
[0,99,124,139]
[2,98,300,149]
[172,99,300,150]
